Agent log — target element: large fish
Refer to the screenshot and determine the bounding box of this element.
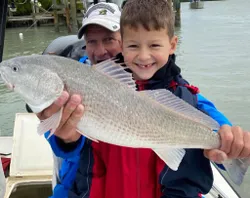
[0,54,249,185]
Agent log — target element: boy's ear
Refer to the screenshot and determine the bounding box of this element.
[169,36,178,55]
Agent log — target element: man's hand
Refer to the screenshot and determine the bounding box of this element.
[36,91,84,143]
[204,125,250,163]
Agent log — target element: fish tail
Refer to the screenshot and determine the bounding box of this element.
[223,158,250,185]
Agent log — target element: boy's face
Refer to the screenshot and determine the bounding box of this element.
[122,25,177,80]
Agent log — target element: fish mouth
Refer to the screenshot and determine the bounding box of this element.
[0,71,15,90]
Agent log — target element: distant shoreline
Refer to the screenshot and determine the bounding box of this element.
[6,0,221,28]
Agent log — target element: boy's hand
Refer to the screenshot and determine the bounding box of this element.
[36,91,84,143]
[204,125,250,163]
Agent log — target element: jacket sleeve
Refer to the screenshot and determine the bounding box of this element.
[197,93,232,170]
[44,131,86,159]
[197,93,232,127]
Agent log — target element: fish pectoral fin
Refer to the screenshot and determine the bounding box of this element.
[92,59,137,90]
[76,129,99,143]
[140,89,220,130]
[223,158,250,186]
[153,148,186,171]
[37,107,63,139]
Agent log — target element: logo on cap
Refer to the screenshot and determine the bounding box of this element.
[99,9,107,15]
[85,3,116,18]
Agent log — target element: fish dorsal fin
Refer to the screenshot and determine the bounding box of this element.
[92,59,137,90]
[140,89,220,130]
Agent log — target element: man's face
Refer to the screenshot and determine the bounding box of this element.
[84,25,122,64]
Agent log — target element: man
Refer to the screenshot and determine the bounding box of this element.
[37,3,122,198]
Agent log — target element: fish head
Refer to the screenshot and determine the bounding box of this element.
[0,55,64,113]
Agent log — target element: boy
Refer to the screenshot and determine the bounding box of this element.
[41,1,249,198]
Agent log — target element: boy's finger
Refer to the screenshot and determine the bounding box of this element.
[228,126,244,159]
[239,131,250,158]
[219,125,234,154]
[204,149,227,163]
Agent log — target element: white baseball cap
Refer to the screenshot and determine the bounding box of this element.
[78,2,121,39]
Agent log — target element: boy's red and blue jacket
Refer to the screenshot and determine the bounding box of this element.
[46,54,231,198]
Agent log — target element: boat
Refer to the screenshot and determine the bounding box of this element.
[190,0,204,9]
[1,113,54,198]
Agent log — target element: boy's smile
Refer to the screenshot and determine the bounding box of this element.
[122,24,178,80]
[135,63,155,69]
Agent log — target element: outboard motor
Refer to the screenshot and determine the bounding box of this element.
[42,35,87,61]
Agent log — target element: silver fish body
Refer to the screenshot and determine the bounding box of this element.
[14,55,220,149]
[0,55,248,186]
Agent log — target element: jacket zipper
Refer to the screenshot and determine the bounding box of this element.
[135,81,145,198]
[136,150,140,198]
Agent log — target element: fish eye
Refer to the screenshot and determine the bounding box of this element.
[12,66,19,72]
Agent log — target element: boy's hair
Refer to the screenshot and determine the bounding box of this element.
[120,0,174,38]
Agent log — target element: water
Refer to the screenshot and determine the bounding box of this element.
[0,26,70,136]
[0,0,250,197]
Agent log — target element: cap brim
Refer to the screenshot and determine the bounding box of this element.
[78,17,120,39]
